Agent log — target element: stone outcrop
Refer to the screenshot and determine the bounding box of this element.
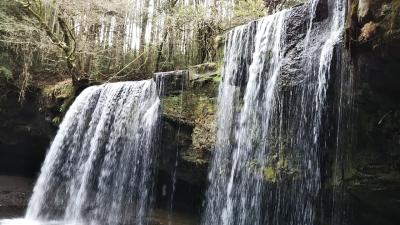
[348,0,400,94]
[156,63,219,185]
[345,1,400,224]
[0,82,54,177]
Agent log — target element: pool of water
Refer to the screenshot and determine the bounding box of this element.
[0,176,199,225]
[0,210,198,225]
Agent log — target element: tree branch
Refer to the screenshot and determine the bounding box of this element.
[15,0,79,84]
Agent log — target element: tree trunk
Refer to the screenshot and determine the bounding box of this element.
[155,0,178,72]
[139,0,150,54]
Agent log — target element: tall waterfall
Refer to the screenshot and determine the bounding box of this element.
[202,10,287,225]
[202,0,349,224]
[25,81,161,225]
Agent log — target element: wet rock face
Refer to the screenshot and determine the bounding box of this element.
[155,70,189,95]
[348,0,400,95]
[280,1,332,87]
[348,89,400,225]
[347,0,400,173]
[157,66,219,186]
[0,85,54,177]
[157,2,400,223]
[314,0,329,22]
[347,71,400,225]
[280,4,309,86]
[346,1,400,225]
[0,77,80,178]
[154,64,220,189]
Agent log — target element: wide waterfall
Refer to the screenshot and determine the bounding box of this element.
[8,81,161,225]
[202,0,349,224]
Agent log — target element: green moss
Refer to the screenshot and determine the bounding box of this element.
[386,0,400,37]
[40,80,76,114]
[261,156,293,183]
[60,94,75,114]
[163,66,219,125]
[42,81,74,99]
[162,65,220,163]
[247,159,260,170]
[263,167,277,183]
[163,93,196,125]
[52,116,61,125]
[182,150,208,165]
[0,66,13,81]
[163,91,216,124]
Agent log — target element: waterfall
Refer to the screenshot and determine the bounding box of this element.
[154,71,186,225]
[202,0,349,224]
[23,80,161,225]
[202,10,287,225]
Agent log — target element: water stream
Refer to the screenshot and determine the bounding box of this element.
[202,0,349,225]
[202,10,288,225]
[14,81,161,225]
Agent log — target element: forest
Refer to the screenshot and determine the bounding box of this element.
[0,0,302,102]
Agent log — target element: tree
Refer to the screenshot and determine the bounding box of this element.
[263,0,306,14]
[1,0,303,103]
[16,0,79,84]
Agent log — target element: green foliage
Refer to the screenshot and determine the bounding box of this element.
[0,49,15,83]
[0,0,305,95]
[0,66,13,81]
[182,151,208,165]
[263,166,277,183]
[59,91,75,114]
[0,0,44,45]
[43,81,73,98]
[52,116,61,125]
[234,0,266,23]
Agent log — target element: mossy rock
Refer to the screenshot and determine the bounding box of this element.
[350,0,400,49]
[162,64,221,164]
[0,66,13,81]
[42,80,74,100]
[263,166,277,183]
[162,90,217,155]
[39,79,76,126]
[190,63,218,74]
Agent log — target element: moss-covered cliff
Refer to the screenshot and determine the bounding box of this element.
[157,63,220,186]
[344,1,400,224]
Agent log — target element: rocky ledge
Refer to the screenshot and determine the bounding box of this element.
[156,63,220,186]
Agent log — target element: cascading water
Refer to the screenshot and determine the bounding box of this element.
[275,0,348,224]
[202,0,350,224]
[154,71,186,225]
[3,81,161,225]
[202,10,287,225]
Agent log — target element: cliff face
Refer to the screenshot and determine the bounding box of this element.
[345,1,400,224]
[157,64,219,186]
[160,1,400,224]
[0,81,53,177]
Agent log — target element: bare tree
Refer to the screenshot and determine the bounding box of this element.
[16,0,79,84]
